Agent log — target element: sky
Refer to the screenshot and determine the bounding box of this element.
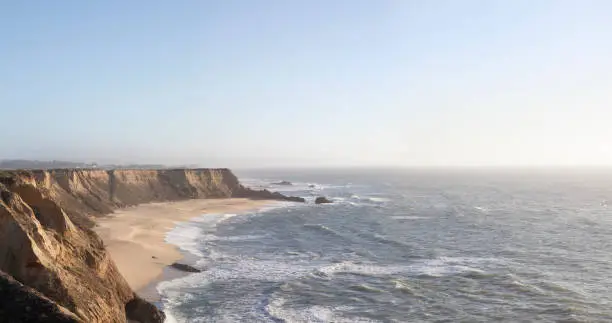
[1,1,611,168]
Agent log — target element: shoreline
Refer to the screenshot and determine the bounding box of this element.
[93,198,281,300]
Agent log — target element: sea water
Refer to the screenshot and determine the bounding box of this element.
[157,168,612,322]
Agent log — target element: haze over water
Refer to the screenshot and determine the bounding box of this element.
[158,169,612,322]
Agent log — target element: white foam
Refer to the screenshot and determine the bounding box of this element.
[158,250,503,322]
[368,197,390,203]
[214,258,315,281]
[158,255,320,301]
[256,202,296,213]
[157,283,197,323]
[201,234,269,243]
[318,257,501,278]
[164,205,286,258]
[157,257,315,323]
[161,195,488,322]
[163,256,495,291]
[159,194,330,322]
[165,212,246,258]
[266,298,379,323]
[347,194,391,205]
[163,312,179,323]
[473,206,489,213]
[165,223,205,257]
[176,255,499,287]
[190,213,235,224]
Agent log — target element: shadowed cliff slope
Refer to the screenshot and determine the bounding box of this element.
[0,181,164,322]
[0,270,81,322]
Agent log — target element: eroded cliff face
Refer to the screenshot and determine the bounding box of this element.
[12,168,243,228]
[0,168,301,322]
[0,180,158,322]
[10,168,299,229]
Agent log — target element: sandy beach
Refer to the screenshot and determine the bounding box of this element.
[94,198,279,293]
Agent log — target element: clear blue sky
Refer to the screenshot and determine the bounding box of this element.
[1,1,611,167]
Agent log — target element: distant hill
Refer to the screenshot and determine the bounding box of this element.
[0,159,97,169]
[102,164,169,170]
[0,159,194,170]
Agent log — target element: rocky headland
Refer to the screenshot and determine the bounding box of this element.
[0,168,304,322]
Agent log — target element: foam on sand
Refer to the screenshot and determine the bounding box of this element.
[93,198,279,292]
[266,299,380,323]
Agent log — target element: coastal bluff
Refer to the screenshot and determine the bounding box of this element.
[0,168,303,322]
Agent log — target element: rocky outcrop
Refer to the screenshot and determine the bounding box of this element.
[170,262,201,273]
[0,168,302,322]
[0,180,154,322]
[272,181,292,186]
[315,197,333,204]
[234,188,306,203]
[125,296,165,323]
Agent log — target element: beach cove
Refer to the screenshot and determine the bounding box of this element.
[94,198,280,294]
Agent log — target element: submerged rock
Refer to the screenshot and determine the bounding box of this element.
[170,263,201,273]
[315,197,333,204]
[272,181,293,186]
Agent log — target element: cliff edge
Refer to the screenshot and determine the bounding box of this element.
[0,168,302,322]
[2,168,303,229]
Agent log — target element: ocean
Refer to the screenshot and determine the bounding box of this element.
[156,168,612,322]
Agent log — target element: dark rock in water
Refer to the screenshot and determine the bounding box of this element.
[170,262,201,273]
[125,295,166,323]
[238,188,305,203]
[0,270,80,323]
[272,181,293,186]
[284,195,306,203]
[308,184,316,188]
[315,197,333,204]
